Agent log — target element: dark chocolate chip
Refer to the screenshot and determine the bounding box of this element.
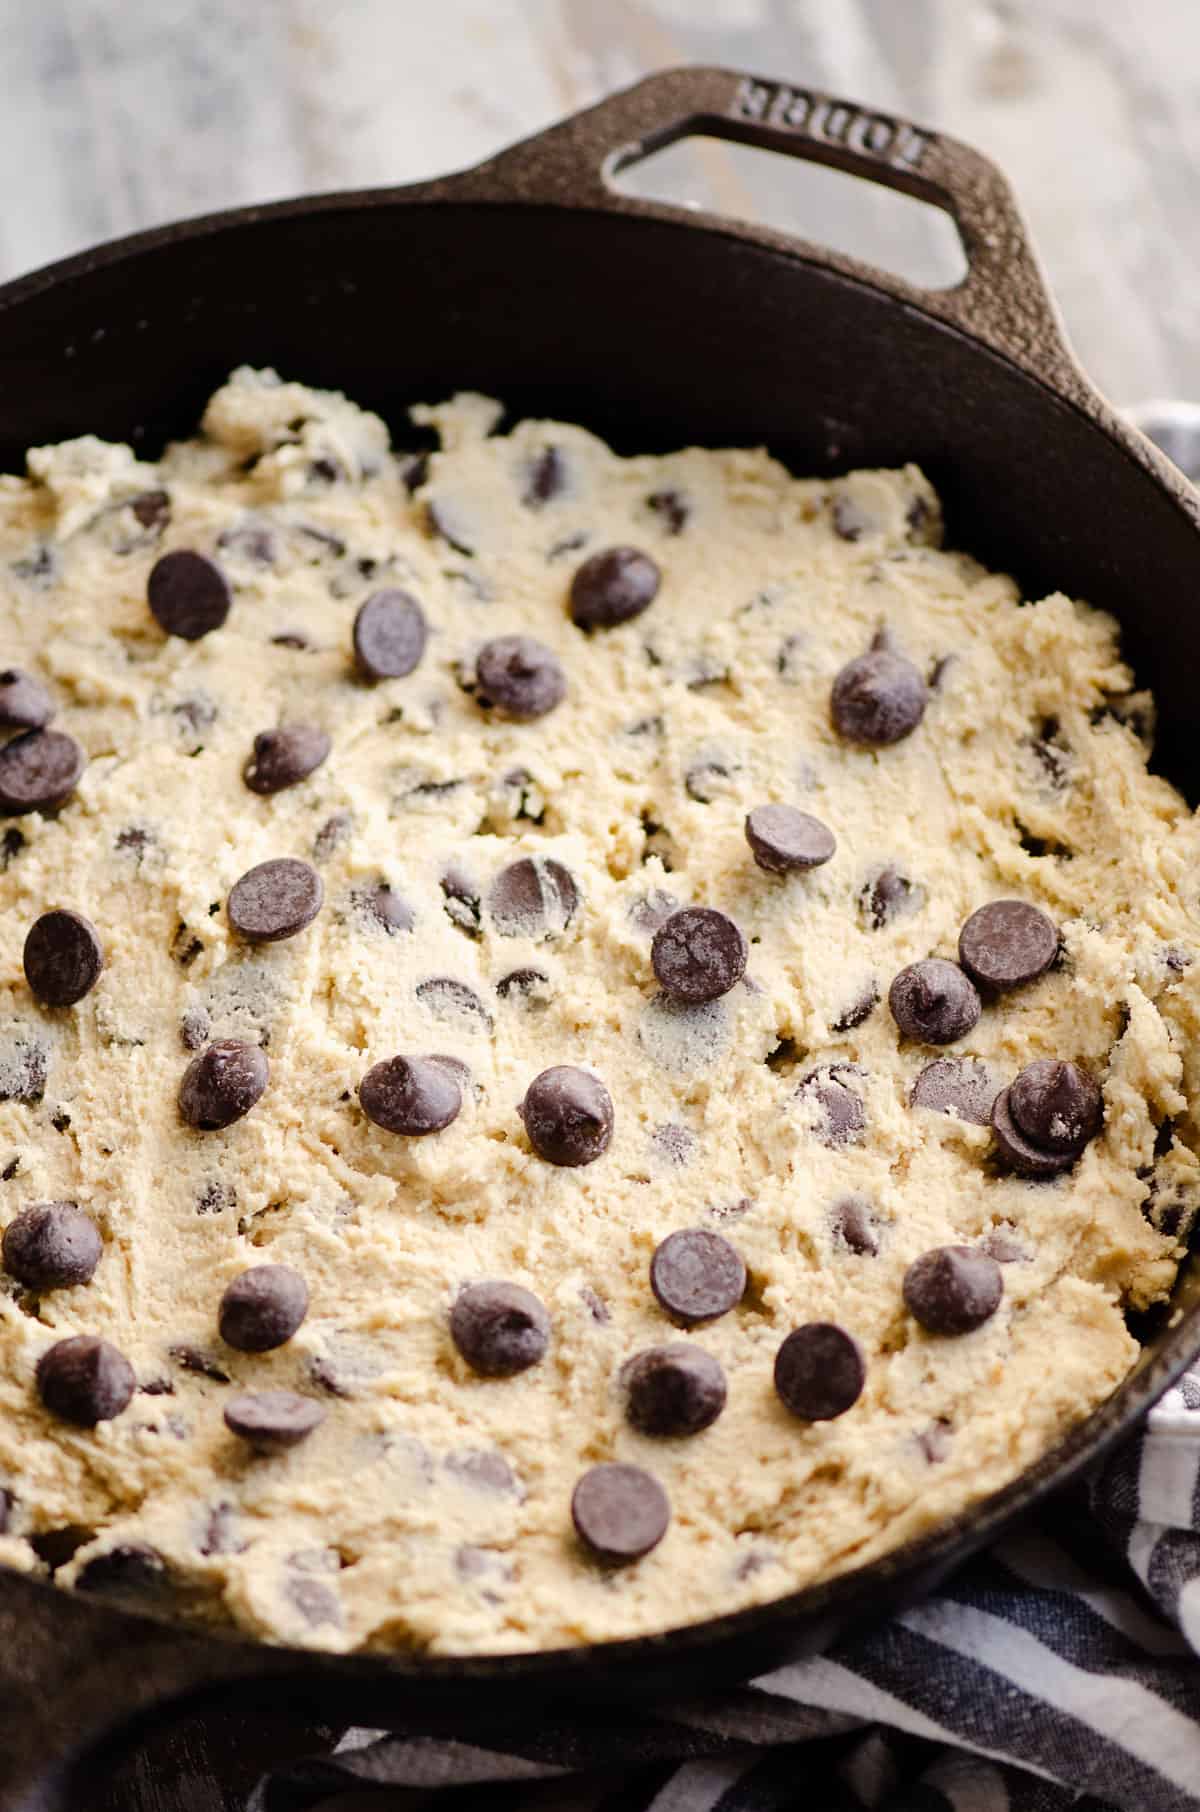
[624,1343,726,1436]
[832,494,873,541]
[441,862,481,936]
[684,758,733,804]
[359,1054,462,1135]
[244,724,331,794]
[569,546,661,630]
[979,1227,1027,1264]
[523,446,567,506]
[911,1058,1003,1125]
[903,1246,1003,1334]
[168,1344,230,1383]
[199,1503,244,1556]
[651,907,747,1004]
[650,1228,745,1325]
[147,550,231,640]
[22,910,104,1008]
[475,635,566,720]
[179,1039,269,1130]
[444,1450,518,1494]
[219,1264,309,1352]
[860,867,923,929]
[353,589,428,680]
[745,805,836,873]
[354,881,414,934]
[646,490,689,535]
[0,669,53,731]
[488,857,579,938]
[228,858,323,942]
[0,729,85,814]
[170,922,204,968]
[0,828,25,870]
[224,1390,325,1451]
[520,1065,613,1166]
[218,520,278,565]
[831,1196,880,1255]
[450,1281,550,1377]
[831,982,879,1032]
[571,1463,669,1563]
[76,1545,170,1607]
[990,1086,1079,1178]
[831,649,927,745]
[774,1323,866,1420]
[795,1065,867,1147]
[426,497,476,555]
[958,900,1058,991]
[628,888,680,935]
[888,959,981,1045]
[130,489,171,532]
[1008,1059,1102,1154]
[415,976,493,1032]
[313,810,353,860]
[3,1202,101,1288]
[36,1335,136,1426]
[496,967,551,1004]
[918,1418,954,1462]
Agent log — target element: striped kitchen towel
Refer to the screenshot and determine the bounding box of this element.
[251,1363,1200,1812]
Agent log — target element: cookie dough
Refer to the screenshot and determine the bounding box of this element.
[0,367,1195,1655]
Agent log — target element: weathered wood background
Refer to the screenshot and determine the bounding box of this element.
[2,0,1198,405]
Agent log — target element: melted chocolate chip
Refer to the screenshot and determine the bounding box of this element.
[36,1335,135,1426]
[0,670,53,731]
[475,635,566,720]
[831,1196,881,1255]
[1008,1059,1102,1154]
[488,857,579,939]
[3,1202,101,1288]
[147,550,231,640]
[795,1065,866,1147]
[958,900,1058,991]
[219,1265,309,1352]
[831,649,927,745]
[359,1054,462,1135]
[774,1323,866,1420]
[569,546,660,630]
[228,858,323,942]
[450,1281,550,1376]
[911,1058,1003,1125]
[650,1228,745,1325]
[521,1066,613,1166]
[888,959,981,1045]
[179,1039,269,1130]
[0,729,85,815]
[624,1344,726,1436]
[22,910,104,1008]
[244,724,331,794]
[651,907,747,1004]
[224,1390,325,1451]
[353,589,428,680]
[745,805,836,874]
[903,1246,1003,1334]
[571,1463,669,1563]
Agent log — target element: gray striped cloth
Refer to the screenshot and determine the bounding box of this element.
[251,1360,1200,1812]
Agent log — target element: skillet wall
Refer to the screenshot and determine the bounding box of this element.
[1,199,1197,798]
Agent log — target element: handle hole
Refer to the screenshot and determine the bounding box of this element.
[609,130,967,293]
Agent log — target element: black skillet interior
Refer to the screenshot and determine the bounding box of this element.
[2,63,1200,1807]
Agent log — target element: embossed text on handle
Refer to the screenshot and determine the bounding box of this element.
[732,78,929,171]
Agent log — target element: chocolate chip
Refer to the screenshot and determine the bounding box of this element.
[745,805,836,874]
[911,1058,1003,1125]
[0,828,24,870]
[496,967,551,1004]
[647,490,689,535]
[179,1039,269,1130]
[651,908,747,1004]
[831,649,927,745]
[650,1228,745,1325]
[979,1228,1027,1264]
[488,857,579,939]
[169,1344,230,1383]
[1007,1059,1102,1154]
[523,446,567,505]
[520,1066,613,1166]
[224,1390,325,1451]
[218,520,277,565]
[11,545,58,588]
[415,976,493,1032]
[624,1344,726,1436]
[199,1503,244,1556]
[795,1065,866,1147]
[628,889,680,935]
[219,1264,309,1352]
[22,909,103,1010]
[3,1202,101,1288]
[354,881,414,934]
[958,900,1058,991]
[36,1335,136,1426]
[76,1545,170,1607]
[450,1281,550,1376]
[860,867,923,929]
[441,862,481,936]
[0,670,53,731]
[652,1123,696,1166]
[569,546,660,630]
[684,758,734,804]
[147,549,231,640]
[774,1323,866,1420]
[0,1034,46,1105]
[353,589,428,680]
[244,724,331,794]
[888,959,981,1045]
[571,1463,669,1563]
[0,729,85,815]
[475,635,566,720]
[831,1196,880,1255]
[831,983,879,1033]
[903,1246,1003,1334]
[426,497,476,555]
[313,809,353,861]
[918,1419,954,1463]
[228,858,323,942]
[445,1450,518,1494]
[991,1084,1087,1178]
[130,488,171,532]
[359,1054,462,1135]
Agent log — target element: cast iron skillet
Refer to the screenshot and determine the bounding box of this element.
[2,64,1199,1809]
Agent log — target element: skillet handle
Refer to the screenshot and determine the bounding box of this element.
[457,66,1083,399]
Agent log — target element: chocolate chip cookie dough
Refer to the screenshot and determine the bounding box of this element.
[0,366,1196,1655]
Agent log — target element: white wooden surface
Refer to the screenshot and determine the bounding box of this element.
[1,0,1197,404]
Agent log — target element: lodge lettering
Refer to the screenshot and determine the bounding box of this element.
[732,78,929,171]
